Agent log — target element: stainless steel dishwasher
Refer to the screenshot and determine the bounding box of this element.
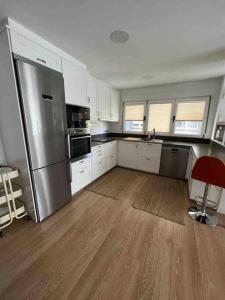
[159,144,190,179]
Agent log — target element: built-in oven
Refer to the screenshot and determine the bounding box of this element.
[66,104,90,129]
[66,104,91,161]
[69,131,91,161]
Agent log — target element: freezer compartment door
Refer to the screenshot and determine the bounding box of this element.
[15,59,67,170]
[32,160,71,221]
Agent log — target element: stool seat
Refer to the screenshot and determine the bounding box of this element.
[188,156,225,226]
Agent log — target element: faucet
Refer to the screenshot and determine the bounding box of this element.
[153,128,156,139]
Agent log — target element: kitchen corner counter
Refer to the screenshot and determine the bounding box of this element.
[91,135,225,161]
[163,141,211,158]
[91,137,163,147]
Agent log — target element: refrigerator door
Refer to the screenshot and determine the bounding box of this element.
[32,160,71,221]
[15,59,67,170]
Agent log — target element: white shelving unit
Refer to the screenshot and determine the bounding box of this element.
[0,167,27,236]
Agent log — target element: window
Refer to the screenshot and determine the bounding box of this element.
[123,102,145,133]
[147,102,173,134]
[173,99,208,136]
[122,97,210,137]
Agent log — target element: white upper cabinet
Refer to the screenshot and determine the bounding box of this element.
[86,74,120,122]
[87,74,98,120]
[97,80,111,121]
[10,30,62,72]
[62,59,88,107]
[110,88,120,122]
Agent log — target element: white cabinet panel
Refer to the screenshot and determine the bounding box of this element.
[138,158,161,173]
[91,141,117,181]
[110,88,120,122]
[118,141,162,173]
[87,76,120,122]
[118,141,138,169]
[10,30,62,72]
[137,142,162,174]
[71,157,91,194]
[138,143,162,158]
[87,74,98,120]
[62,59,88,107]
[97,80,110,121]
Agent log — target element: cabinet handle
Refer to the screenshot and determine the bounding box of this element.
[146,158,151,161]
[88,97,91,103]
[79,161,85,164]
[80,170,85,173]
[36,58,46,64]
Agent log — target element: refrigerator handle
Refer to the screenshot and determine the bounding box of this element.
[65,134,71,158]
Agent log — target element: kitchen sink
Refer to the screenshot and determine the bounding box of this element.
[141,138,163,144]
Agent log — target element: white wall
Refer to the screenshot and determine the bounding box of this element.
[0,130,6,165]
[109,77,222,138]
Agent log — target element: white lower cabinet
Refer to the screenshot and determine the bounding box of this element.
[118,141,161,174]
[71,156,91,194]
[91,141,117,181]
[118,141,138,169]
[137,143,162,173]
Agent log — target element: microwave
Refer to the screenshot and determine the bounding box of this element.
[66,104,90,129]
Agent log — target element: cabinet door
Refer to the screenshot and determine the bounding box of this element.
[97,81,110,121]
[110,88,120,122]
[87,75,98,120]
[104,141,117,170]
[71,157,91,194]
[91,154,104,181]
[118,141,137,169]
[10,30,62,72]
[137,143,161,173]
[62,59,88,107]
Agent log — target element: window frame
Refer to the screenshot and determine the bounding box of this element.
[172,97,210,138]
[122,96,210,138]
[122,101,147,134]
[146,99,175,135]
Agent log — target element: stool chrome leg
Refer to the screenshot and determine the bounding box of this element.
[188,184,218,226]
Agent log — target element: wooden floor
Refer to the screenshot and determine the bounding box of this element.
[1,167,225,300]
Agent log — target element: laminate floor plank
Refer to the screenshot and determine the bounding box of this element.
[0,167,225,300]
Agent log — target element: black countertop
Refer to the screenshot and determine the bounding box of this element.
[91,136,225,160]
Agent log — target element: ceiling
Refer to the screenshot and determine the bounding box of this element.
[1,0,225,89]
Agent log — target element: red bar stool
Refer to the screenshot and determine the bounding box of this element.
[188,156,225,226]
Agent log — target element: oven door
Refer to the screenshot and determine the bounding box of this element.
[70,135,91,160]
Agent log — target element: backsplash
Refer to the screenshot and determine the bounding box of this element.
[90,120,109,135]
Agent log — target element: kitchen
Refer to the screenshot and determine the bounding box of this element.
[1,2,225,298]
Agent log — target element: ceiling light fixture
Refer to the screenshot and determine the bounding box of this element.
[110,30,129,43]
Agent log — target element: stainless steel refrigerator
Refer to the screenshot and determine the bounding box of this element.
[13,57,71,222]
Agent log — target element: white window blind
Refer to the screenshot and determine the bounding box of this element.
[147,102,172,133]
[176,101,206,121]
[174,99,208,136]
[124,104,145,121]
